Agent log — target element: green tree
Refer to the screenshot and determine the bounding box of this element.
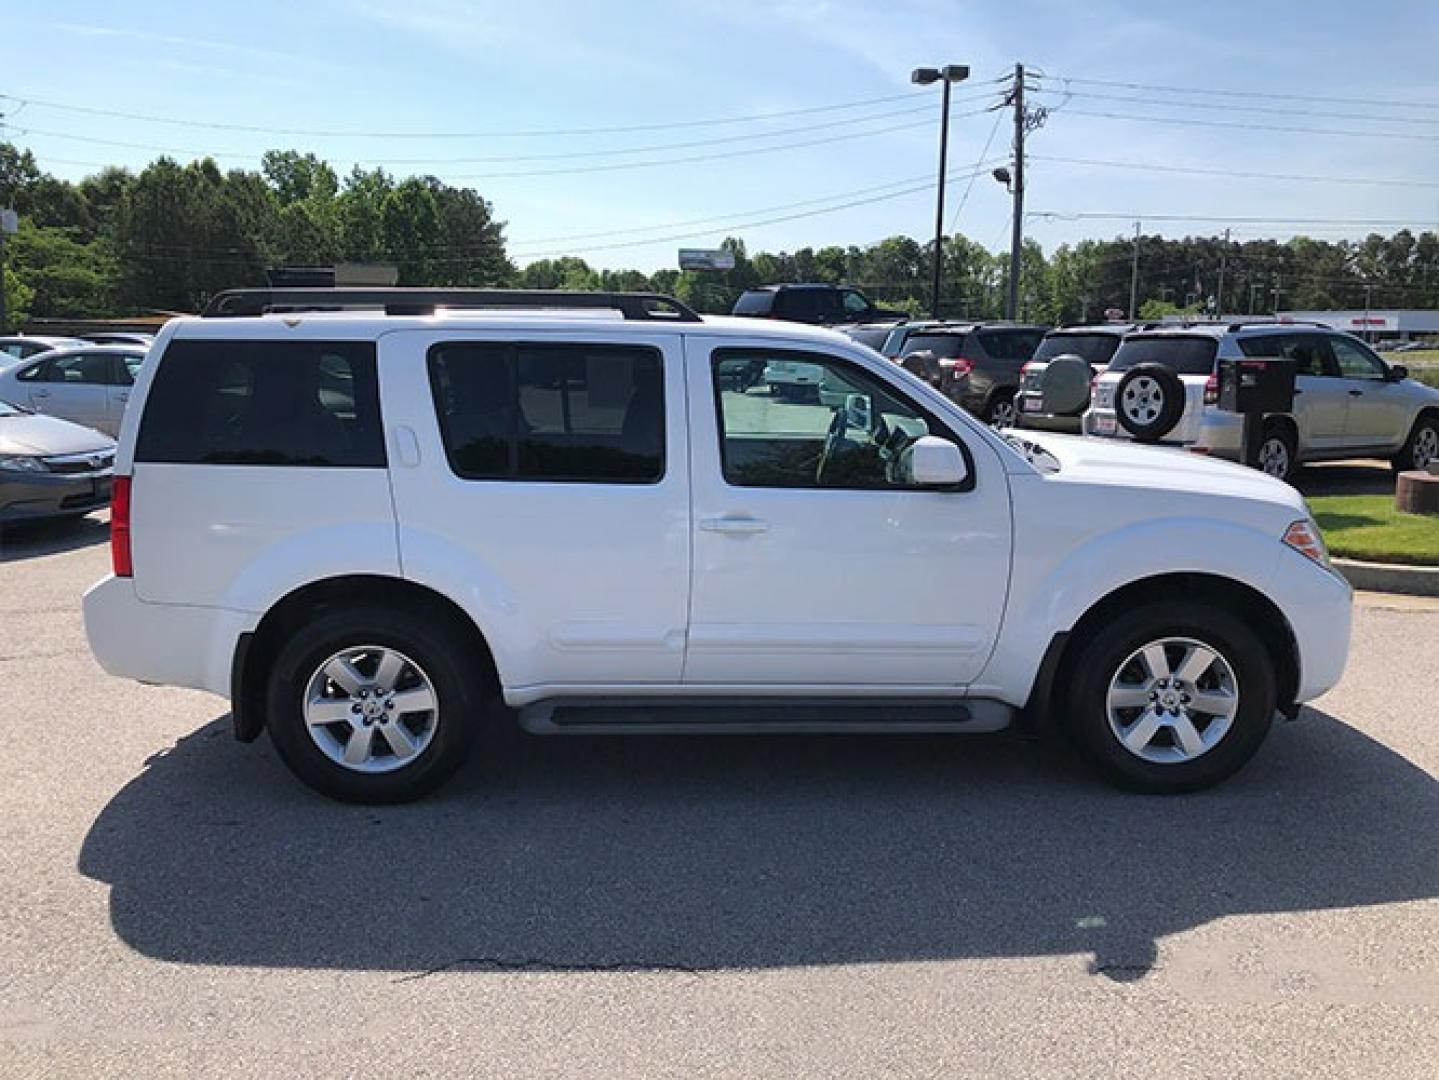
[2,264,34,331]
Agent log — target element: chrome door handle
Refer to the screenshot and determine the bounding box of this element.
[114,393,129,403]
[32,389,50,398]
[699,516,770,535]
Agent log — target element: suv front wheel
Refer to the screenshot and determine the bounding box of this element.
[265,606,482,802]
[1063,603,1276,793]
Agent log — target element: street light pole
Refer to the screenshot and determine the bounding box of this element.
[912,64,969,320]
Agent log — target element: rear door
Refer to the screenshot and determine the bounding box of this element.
[381,330,690,689]
[23,352,112,432]
[684,335,1011,687]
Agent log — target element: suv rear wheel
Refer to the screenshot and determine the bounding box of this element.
[1257,423,1297,483]
[265,607,482,802]
[986,390,1018,429]
[1063,603,1276,793]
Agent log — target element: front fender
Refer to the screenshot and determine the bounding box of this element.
[973,516,1285,704]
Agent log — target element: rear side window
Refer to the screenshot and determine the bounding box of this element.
[976,329,1044,361]
[429,342,664,484]
[901,332,969,359]
[136,339,385,467]
[1107,336,1218,376]
[732,291,774,316]
[1033,333,1122,365]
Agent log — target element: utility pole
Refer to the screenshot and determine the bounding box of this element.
[1364,282,1374,343]
[1249,280,1261,315]
[1128,221,1140,320]
[1215,227,1229,319]
[1271,276,1283,314]
[1006,63,1025,321]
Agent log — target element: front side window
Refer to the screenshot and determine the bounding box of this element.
[429,342,664,484]
[712,348,964,490]
[1330,337,1388,380]
[41,353,115,385]
[135,339,384,466]
[840,289,871,316]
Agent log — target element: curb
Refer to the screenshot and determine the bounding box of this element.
[1333,557,1439,597]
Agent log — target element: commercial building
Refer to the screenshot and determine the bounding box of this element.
[1278,309,1439,343]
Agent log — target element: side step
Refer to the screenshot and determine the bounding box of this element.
[516,696,1013,735]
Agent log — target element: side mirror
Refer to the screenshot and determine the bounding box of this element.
[843,393,873,432]
[909,435,969,487]
[1390,364,1409,382]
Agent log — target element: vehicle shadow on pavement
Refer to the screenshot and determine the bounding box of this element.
[79,708,1439,981]
[1294,462,1394,497]
[0,514,109,562]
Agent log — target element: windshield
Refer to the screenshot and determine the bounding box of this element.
[1107,335,1219,376]
[1034,333,1122,366]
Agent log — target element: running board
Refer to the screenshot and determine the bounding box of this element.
[516,696,1013,735]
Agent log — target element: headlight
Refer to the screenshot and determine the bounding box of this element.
[0,455,48,473]
[1283,519,1330,567]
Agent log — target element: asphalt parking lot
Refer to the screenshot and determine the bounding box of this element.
[1,511,1436,1078]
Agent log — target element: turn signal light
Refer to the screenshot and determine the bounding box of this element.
[1204,373,1220,405]
[1282,519,1329,567]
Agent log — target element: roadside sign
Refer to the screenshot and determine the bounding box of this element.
[679,248,735,271]
[0,209,17,235]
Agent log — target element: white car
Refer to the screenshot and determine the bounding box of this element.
[0,345,147,438]
[84,289,1352,802]
[1084,323,1439,480]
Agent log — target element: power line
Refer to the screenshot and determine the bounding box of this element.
[1031,87,1439,127]
[0,88,954,139]
[948,107,1005,232]
[1030,153,1439,190]
[512,161,1007,259]
[1033,75,1439,113]
[1029,211,1435,226]
[1055,109,1439,142]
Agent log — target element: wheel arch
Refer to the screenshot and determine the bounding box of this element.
[1024,571,1300,730]
[232,574,501,742]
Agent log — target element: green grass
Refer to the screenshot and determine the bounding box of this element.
[1380,348,1439,366]
[1309,494,1439,565]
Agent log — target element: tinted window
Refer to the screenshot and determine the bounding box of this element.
[116,354,144,385]
[901,332,969,359]
[712,348,965,490]
[136,339,385,467]
[1033,333,1122,366]
[776,289,828,321]
[36,353,115,385]
[1107,336,1219,376]
[840,289,871,316]
[1240,334,1329,376]
[1330,337,1388,380]
[429,342,664,484]
[0,343,26,359]
[732,291,774,316]
[842,326,891,351]
[976,329,1044,361]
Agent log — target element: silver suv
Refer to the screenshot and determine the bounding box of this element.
[1085,322,1439,480]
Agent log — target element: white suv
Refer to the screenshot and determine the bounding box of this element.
[84,289,1352,802]
[1085,322,1439,480]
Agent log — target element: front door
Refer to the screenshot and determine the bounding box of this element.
[684,336,1012,687]
[1328,336,1411,446]
[380,330,691,691]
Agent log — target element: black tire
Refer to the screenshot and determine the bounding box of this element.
[1114,363,1185,442]
[1391,413,1439,473]
[1256,421,1297,483]
[265,606,483,803]
[1062,602,1276,794]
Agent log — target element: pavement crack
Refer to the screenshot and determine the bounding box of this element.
[394,957,709,982]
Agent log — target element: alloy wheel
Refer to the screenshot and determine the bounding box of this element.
[303,645,439,773]
[1258,437,1291,479]
[1121,376,1164,425]
[1414,426,1439,470]
[1105,637,1240,765]
[990,397,1018,429]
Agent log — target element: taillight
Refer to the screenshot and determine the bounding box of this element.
[1204,373,1219,405]
[939,358,974,377]
[111,475,133,577]
[1019,361,1031,376]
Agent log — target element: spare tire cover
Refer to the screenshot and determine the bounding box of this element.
[1114,362,1186,442]
[1040,354,1094,416]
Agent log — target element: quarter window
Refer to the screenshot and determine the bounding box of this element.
[429,342,664,484]
[135,340,385,467]
[712,348,965,490]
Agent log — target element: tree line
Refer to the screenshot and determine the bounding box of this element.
[4,141,1438,330]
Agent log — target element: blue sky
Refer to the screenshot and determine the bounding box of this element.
[4,0,1439,270]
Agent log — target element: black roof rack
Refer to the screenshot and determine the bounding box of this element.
[201,288,702,322]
